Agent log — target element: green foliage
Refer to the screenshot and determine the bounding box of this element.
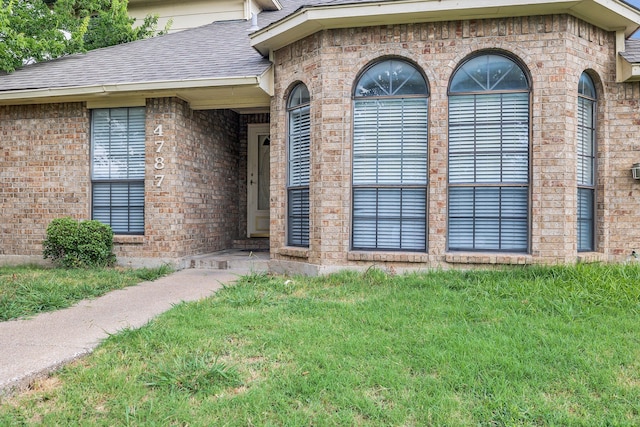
[0,265,173,320]
[3,264,640,425]
[0,0,168,73]
[43,217,116,268]
[143,353,241,395]
[0,0,84,73]
[133,264,173,281]
[81,0,167,51]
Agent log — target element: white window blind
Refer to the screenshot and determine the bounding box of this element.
[353,187,426,250]
[577,188,594,251]
[288,105,310,188]
[449,93,528,184]
[288,188,309,247]
[353,98,428,186]
[91,108,145,234]
[448,54,529,252]
[287,84,310,247]
[577,72,596,251]
[352,96,428,251]
[449,187,528,251]
[92,182,144,234]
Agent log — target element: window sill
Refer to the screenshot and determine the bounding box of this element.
[445,252,532,265]
[278,246,309,259]
[113,235,144,245]
[348,251,430,263]
[576,252,606,263]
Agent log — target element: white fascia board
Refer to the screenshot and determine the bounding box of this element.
[254,0,282,11]
[0,75,270,104]
[258,64,275,96]
[618,55,640,82]
[251,0,640,55]
[570,0,640,37]
[631,63,640,81]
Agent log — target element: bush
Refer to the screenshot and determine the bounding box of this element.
[43,217,116,268]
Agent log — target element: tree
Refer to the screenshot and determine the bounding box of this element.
[0,0,167,73]
[0,0,85,73]
[55,0,168,51]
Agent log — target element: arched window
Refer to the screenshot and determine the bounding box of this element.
[578,72,596,251]
[287,83,310,247]
[448,53,530,252]
[352,59,429,250]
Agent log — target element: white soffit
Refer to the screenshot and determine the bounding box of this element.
[255,0,282,11]
[251,0,640,55]
[618,56,640,81]
[0,72,274,109]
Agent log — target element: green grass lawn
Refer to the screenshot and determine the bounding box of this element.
[0,265,172,321]
[1,264,640,425]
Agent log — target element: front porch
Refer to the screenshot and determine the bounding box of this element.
[107,101,272,268]
[185,246,270,272]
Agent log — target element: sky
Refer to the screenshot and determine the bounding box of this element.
[625,0,640,38]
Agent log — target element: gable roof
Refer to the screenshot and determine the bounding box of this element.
[0,21,270,90]
[0,0,326,108]
[0,18,274,109]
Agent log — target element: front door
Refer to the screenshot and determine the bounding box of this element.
[247,124,270,238]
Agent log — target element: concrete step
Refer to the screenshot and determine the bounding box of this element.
[186,250,269,272]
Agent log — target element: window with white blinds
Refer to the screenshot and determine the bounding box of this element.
[578,72,596,251]
[448,54,530,252]
[352,59,429,251]
[287,84,310,247]
[91,107,145,234]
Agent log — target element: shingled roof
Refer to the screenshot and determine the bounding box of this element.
[0,0,335,93]
[622,39,640,63]
[1,0,640,98]
[0,19,269,92]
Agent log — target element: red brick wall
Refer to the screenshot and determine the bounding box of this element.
[603,82,640,258]
[270,14,639,272]
[133,98,241,260]
[0,98,247,265]
[0,103,90,261]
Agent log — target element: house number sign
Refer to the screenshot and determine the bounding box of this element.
[153,124,165,187]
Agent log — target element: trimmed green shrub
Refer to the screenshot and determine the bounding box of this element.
[43,217,116,268]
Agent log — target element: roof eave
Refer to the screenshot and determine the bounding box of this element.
[618,55,640,82]
[251,0,640,56]
[255,0,282,11]
[0,73,274,109]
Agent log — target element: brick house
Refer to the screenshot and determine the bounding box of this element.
[1,0,640,274]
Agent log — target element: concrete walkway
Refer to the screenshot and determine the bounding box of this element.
[0,268,247,396]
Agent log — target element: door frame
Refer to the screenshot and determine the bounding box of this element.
[247,123,271,238]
